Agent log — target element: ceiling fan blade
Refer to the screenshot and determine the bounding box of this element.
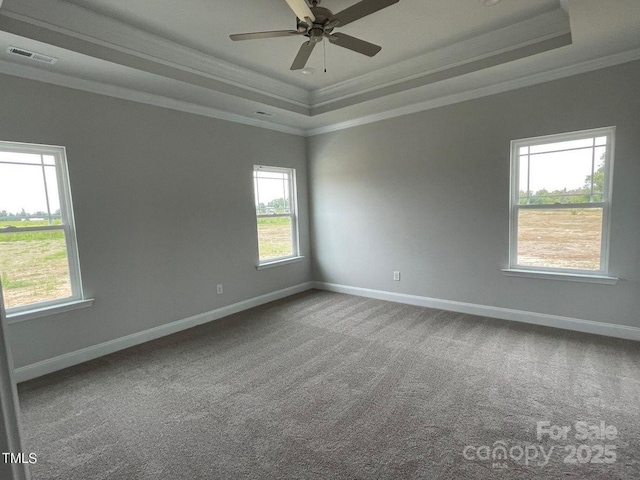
[327,33,381,57]
[230,30,302,41]
[285,0,316,23]
[332,0,399,27]
[291,41,316,70]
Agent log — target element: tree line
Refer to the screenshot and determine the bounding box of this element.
[0,208,61,221]
[256,198,290,214]
[520,158,605,205]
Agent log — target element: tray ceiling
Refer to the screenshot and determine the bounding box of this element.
[59,0,560,89]
[0,0,639,135]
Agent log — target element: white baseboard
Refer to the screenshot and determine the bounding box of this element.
[14,282,314,383]
[15,280,639,383]
[313,282,640,342]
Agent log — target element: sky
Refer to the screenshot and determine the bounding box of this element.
[0,152,60,216]
[519,146,606,193]
[518,137,607,193]
[253,169,291,207]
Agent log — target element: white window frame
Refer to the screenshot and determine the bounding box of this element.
[0,140,86,316]
[505,127,617,283]
[253,165,301,268]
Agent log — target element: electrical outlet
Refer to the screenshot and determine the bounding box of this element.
[216,284,223,295]
[393,271,400,281]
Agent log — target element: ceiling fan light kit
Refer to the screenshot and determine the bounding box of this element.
[230,0,399,71]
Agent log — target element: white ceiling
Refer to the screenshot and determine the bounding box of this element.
[0,0,639,135]
[59,0,560,88]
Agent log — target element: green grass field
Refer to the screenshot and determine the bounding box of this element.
[257,216,293,260]
[0,220,71,309]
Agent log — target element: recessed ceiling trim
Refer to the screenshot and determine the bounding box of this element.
[311,32,572,115]
[2,47,638,139]
[311,8,571,107]
[0,0,310,106]
[0,13,311,115]
[307,47,640,136]
[0,58,307,136]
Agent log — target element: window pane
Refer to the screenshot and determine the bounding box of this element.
[43,155,56,166]
[254,170,291,214]
[0,163,48,221]
[518,155,529,203]
[591,146,607,197]
[517,208,603,270]
[0,151,42,165]
[529,138,594,154]
[44,165,62,222]
[0,230,72,309]
[521,148,594,205]
[257,216,293,261]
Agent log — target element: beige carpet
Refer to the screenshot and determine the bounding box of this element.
[18,290,640,479]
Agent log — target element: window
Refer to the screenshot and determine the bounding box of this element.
[253,166,299,265]
[508,127,615,277]
[0,141,84,313]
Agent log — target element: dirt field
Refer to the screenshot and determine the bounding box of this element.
[517,209,602,270]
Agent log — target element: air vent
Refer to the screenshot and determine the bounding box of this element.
[7,47,57,64]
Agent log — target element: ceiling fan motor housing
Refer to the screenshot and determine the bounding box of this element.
[309,28,324,42]
[302,6,335,41]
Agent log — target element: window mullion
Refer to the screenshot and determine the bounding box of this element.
[526,150,531,205]
[517,202,604,210]
[590,137,596,203]
[40,155,53,225]
[0,225,65,233]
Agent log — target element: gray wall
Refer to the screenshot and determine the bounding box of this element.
[2,59,639,371]
[0,73,310,369]
[308,61,640,328]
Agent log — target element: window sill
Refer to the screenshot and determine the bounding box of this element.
[502,269,618,285]
[256,256,305,270]
[7,299,94,324]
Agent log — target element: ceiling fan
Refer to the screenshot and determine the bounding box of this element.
[230,0,399,70]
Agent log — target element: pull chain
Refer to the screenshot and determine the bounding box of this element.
[323,39,327,73]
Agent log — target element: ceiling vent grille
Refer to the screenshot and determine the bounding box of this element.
[7,47,57,64]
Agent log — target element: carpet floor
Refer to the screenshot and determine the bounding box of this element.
[18,290,640,479]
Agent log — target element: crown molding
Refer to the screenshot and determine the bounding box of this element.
[307,47,640,136]
[0,58,307,136]
[0,0,310,107]
[310,8,571,108]
[2,48,638,139]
